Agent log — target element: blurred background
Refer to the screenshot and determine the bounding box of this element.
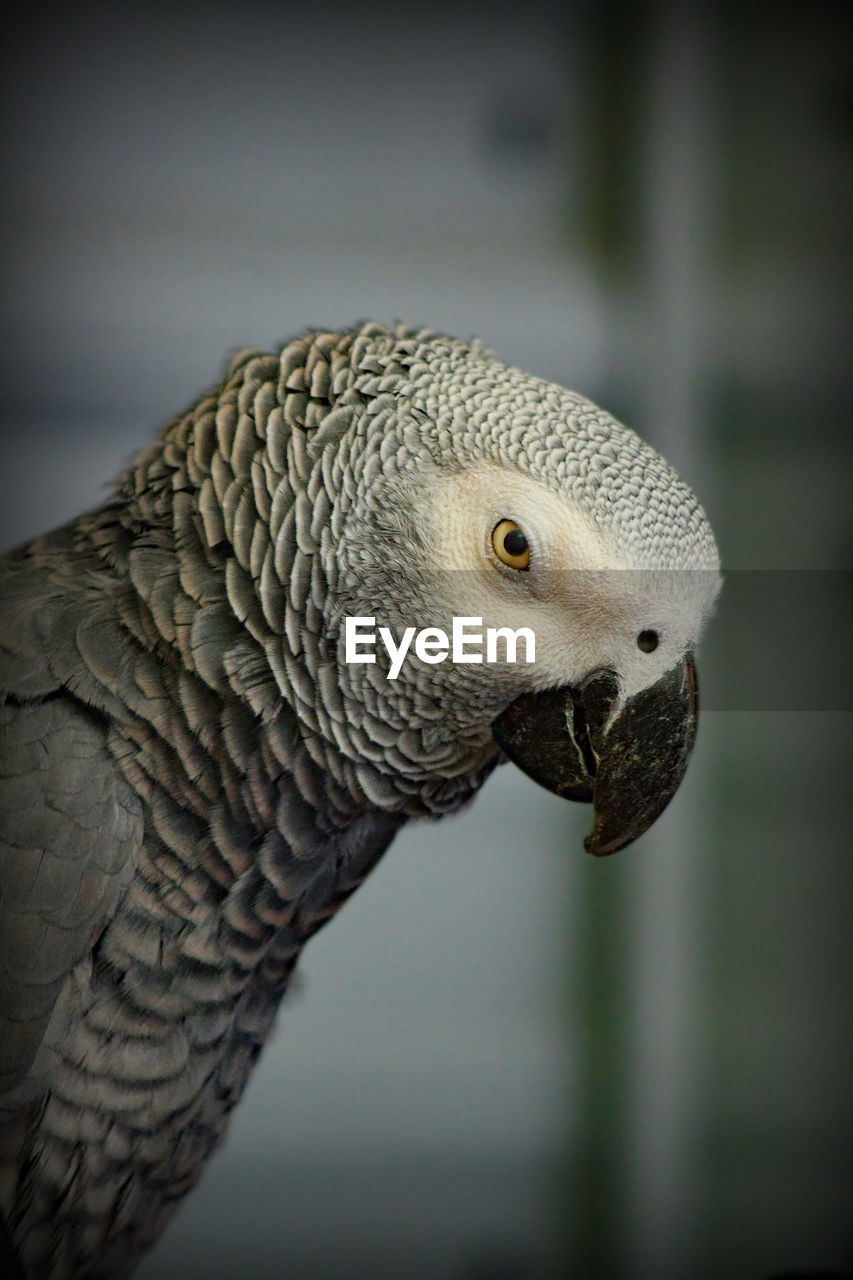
[1,2,851,1277]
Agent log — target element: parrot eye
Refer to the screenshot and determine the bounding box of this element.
[637,629,659,653]
[491,519,531,570]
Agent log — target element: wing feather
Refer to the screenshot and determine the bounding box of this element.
[0,542,142,1097]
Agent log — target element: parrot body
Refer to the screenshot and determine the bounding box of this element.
[0,323,719,1277]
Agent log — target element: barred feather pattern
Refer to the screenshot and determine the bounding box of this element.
[0,324,501,1278]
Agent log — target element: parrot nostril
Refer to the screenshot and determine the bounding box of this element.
[637,630,659,653]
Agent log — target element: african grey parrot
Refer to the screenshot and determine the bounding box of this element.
[0,322,720,1278]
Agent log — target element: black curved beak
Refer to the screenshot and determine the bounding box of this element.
[491,654,698,856]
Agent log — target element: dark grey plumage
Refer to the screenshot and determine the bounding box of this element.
[0,323,719,1277]
[0,328,413,1277]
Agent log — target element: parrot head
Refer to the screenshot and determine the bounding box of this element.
[261,324,720,853]
[416,465,716,856]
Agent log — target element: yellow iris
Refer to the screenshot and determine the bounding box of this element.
[491,519,531,570]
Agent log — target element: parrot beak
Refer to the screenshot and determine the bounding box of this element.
[491,654,698,856]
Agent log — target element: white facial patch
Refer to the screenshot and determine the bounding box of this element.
[406,463,720,699]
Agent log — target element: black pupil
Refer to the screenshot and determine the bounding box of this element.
[637,629,659,653]
[503,527,528,557]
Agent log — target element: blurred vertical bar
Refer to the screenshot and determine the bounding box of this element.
[621,6,718,1280]
[558,6,647,1274]
[560,4,719,1278]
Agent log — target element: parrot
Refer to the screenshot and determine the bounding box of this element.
[0,321,720,1278]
